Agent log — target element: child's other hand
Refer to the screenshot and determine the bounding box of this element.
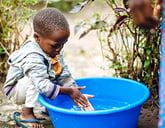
[83,94,94,99]
[82,94,95,111]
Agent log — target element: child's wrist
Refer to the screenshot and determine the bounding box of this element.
[59,87,73,95]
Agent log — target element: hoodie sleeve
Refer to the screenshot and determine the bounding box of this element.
[21,53,60,99]
[56,52,78,87]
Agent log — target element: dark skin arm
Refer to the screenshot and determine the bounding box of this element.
[128,0,161,29]
[153,0,162,18]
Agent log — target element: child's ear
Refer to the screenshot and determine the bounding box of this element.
[34,32,41,42]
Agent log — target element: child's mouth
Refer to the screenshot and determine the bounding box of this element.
[50,52,60,58]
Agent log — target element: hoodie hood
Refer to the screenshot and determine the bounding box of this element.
[8,39,49,66]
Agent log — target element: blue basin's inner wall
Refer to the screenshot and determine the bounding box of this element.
[75,78,147,104]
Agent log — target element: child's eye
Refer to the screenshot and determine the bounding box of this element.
[51,40,67,49]
[51,43,62,49]
[57,38,68,44]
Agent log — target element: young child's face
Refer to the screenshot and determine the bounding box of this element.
[34,29,70,58]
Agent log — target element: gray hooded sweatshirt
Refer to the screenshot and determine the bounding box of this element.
[3,39,76,99]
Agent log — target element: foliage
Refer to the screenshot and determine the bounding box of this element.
[74,0,161,107]
[0,0,38,82]
[46,0,84,12]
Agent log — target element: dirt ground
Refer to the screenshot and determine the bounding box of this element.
[0,1,159,127]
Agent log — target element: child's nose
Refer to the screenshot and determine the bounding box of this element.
[55,46,63,54]
[56,45,64,51]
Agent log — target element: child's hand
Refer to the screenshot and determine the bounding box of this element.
[82,94,95,111]
[59,86,94,108]
[69,86,89,108]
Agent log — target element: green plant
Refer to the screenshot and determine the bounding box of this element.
[41,0,84,12]
[74,0,161,107]
[0,0,38,82]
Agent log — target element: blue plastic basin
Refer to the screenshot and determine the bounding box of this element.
[38,77,150,128]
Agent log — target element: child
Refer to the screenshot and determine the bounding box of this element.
[3,8,92,128]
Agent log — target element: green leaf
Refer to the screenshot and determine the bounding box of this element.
[146,49,152,55]
[144,60,150,69]
[0,47,5,55]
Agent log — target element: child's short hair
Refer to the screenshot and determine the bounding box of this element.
[33,8,69,36]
